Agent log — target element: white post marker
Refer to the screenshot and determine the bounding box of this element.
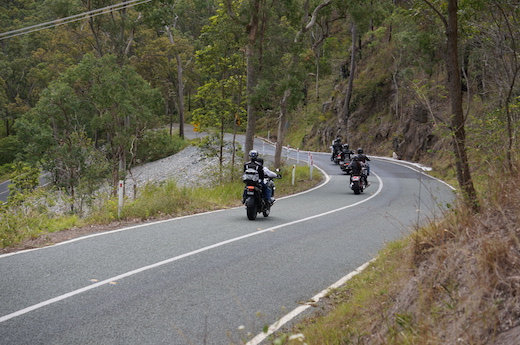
[292,165,296,186]
[296,148,300,164]
[118,180,124,218]
[309,154,314,180]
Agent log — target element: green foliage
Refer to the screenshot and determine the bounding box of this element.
[193,4,246,133]
[0,135,22,165]
[7,162,40,205]
[0,186,80,247]
[43,131,111,204]
[16,53,164,192]
[134,129,188,163]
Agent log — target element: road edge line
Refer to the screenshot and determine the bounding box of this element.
[246,259,376,345]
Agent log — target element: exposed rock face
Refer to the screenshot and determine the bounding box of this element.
[310,79,450,163]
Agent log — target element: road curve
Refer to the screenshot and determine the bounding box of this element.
[0,142,455,344]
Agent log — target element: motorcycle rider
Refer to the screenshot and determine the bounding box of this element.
[340,143,354,161]
[349,155,363,176]
[354,148,370,186]
[331,136,342,161]
[257,157,280,204]
[243,150,272,204]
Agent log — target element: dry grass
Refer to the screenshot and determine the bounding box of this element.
[279,172,520,345]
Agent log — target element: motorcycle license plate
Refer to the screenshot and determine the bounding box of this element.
[352,176,361,181]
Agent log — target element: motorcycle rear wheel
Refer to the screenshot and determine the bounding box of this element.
[245,197,257,220]
[352,181,361,195]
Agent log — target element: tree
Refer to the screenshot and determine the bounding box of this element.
[0,77,8,135]
[223,0,272,159]
[16,53,163,196]
[193,6,247,178]
[421,0,479,212]
[475,0,520,174]
[136,0,213,139]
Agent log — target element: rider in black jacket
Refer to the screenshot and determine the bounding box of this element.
[243,150,270,203]
[354,148,370,186]
[244,150,265,180]
[331,136,342,161]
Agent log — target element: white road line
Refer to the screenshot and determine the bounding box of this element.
[246,260,375,345]
[0,173,383,324]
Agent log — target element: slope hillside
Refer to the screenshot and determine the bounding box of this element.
[301,43,452,167]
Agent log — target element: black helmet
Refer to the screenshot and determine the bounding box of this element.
[249,150,258,161]
[352,155,360,161]
[343,144,349,149]
[357,148,363,154]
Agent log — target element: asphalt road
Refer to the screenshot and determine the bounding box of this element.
[0,180,8,202]
[0,135,455,344]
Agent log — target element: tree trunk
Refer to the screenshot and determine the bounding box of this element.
[244,45,256,159]
[166,25,185,139]
[275,90,291,168]
[342,23,357,140]
[446,0,479,212]
[85,0,104,57]
[175,53,185,139]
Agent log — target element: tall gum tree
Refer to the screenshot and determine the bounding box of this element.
[223,0,272,159]
[422,0,479,212]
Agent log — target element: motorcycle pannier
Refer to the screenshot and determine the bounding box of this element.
[242,168,260,185]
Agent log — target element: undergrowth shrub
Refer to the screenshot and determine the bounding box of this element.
[134,129,188,164]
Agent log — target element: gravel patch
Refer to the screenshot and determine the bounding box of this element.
[125,145,221,194]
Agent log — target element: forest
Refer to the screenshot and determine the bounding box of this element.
[1,1,519,223]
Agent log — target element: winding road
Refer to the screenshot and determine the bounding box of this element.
[0,135,455,344]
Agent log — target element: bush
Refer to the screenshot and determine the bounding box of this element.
[135,129,188,164]
[0,135,22,165]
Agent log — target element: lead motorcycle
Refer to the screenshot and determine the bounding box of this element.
[242,168,281,220]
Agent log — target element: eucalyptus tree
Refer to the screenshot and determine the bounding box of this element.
[135,0,216,139]
[16,53,163,199]
[221,0,274,158]
[218,0,317,166]
[0,77,8,136]
[0,0,57,137]
[192,4,246,179]
[416,0,479,211]
[471,0,520,174]
[336,0,391,138]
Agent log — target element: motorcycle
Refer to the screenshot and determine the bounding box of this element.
[242,168,281,220]
[330,146,342,165]
[349,165,367,195]
[331,150,342,165]
[340,159,352,174]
